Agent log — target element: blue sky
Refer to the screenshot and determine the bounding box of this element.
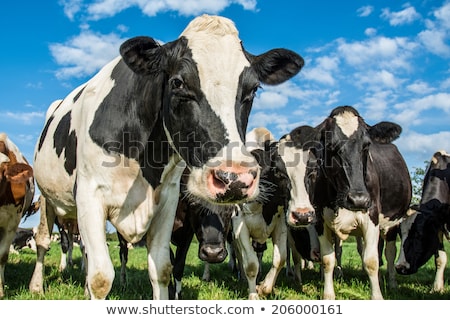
[1,1,449,228]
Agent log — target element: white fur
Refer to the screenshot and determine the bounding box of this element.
[334,111,359,138]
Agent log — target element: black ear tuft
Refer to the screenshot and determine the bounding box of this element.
[120,36,161,74]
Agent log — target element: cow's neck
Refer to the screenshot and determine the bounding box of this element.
[89,60,172,189]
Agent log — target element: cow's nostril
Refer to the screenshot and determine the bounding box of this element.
[347,191,371,209]
[214,169,238,186]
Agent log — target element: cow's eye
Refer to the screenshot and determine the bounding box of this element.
[170,76,184,90]
[243,84,261,103]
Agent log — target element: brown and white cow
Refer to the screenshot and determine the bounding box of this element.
[396,150,450,292]
[29,15,303,299]
[0,133,35,298]
[285,106,411,299]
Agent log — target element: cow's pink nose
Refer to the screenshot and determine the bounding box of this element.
[207,165,258,202]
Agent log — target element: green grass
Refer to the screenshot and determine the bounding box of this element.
[3,238,450,300]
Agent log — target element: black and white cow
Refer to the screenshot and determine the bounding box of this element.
[169,195,235,299]
[10,227,37,254]
[265,126,319,286]
[285,106,412,300]
[29,15,303,299]
[54,216,84,272]
[396,150,450,292]
[231,127,291,299]
[0,133,35,298]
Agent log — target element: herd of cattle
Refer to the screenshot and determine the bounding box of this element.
[0,14,449,300]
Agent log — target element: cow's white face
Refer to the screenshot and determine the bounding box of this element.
[119,15,304,206]
[278,140,316,227]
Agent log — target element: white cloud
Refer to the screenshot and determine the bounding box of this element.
[359,90,392,122]
[381,4,421,26]
[418,29,450,57]
[5,112,45,124]
[50,30,125,79]
[417,2,450,57]
[337,36,417,70]
[86,0,257,20]
[248,111,289,137]
[355,69,401,90]
[434,2,450,30]
[397,131,450,163]
[254,91,289,110]
[302,56,339,85]
[406,80,435,94]
[364,28,377,37]
[59,0,83,20]
[392,92,450,124]
[357,5,373,17]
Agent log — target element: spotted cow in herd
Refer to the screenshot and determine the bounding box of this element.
[10,227,37,254]
[230,127,292,299]
[0,133,35,298]
[169,194,235,299]
[285,106,412,300]
[29,15,303,299]
[396,150,450,292]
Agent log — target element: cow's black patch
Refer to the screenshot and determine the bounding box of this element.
[37,115,55,152]
[54,111,77,176]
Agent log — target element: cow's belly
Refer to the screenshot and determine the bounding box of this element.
[323,207,365,240]
[33,149,77,217]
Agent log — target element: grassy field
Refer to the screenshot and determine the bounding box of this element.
[3,236,450,300]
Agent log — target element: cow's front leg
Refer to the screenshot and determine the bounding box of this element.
[362,223,383,300]
[232,213,260,300]
[318,225,336,300]
[77,197,114,300]
[257,210,287,296]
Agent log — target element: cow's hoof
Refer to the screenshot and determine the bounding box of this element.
[248,293,259,300]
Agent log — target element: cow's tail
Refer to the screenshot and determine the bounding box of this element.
[22,199,41,222]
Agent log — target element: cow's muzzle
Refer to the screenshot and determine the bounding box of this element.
[287,208,316,227]
[208,165,259,202]
[198,243,228,263]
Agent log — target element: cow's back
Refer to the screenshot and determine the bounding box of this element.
[34,57,122,216]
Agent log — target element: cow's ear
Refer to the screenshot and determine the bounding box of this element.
[368,121,402,144]
[289,125,316,150]
[6,163,33,184]
[120,36,162,75]
[247,48,304,85]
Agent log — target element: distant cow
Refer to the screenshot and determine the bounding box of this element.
[10,227,37,253]
[29,15,303,299]
[396,150,450,292]
[285,106,411,300]
[0,133,35,298]
[55,217,84,272]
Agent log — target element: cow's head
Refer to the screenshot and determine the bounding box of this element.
[190,203,234,263]
[277,126,318,228]
[396,151,450,275]
[0,134,33,206]
[119,15,304,205]
[313,106,402,213]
